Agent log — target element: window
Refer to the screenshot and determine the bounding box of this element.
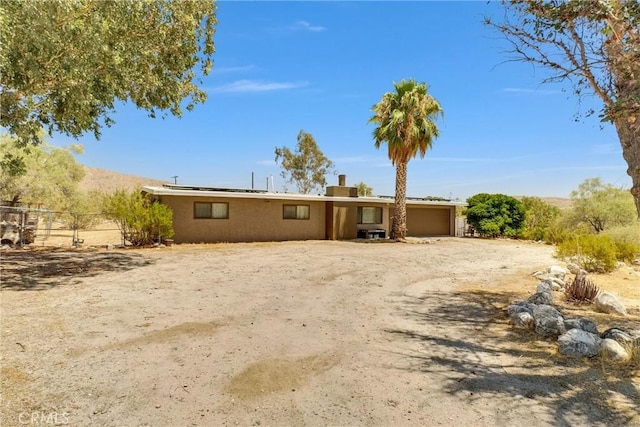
[358,206,382,224]
[194,202,229,219]
[283,204,310,220]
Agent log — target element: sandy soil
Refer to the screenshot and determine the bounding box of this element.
[1,238,639,427]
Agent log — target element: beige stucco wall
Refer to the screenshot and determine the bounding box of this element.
[405,206,455,236]
[325,202,391,240]
[162,196,326,243]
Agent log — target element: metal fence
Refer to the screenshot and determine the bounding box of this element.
[1,206,123,248]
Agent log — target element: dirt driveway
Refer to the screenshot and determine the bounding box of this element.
[1,238,639,426]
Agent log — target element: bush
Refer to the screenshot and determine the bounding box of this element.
[465,193,525,238]
[520,196,561,242]
[602,224,640,263]
[556,234,618,273]
[614,241,640,264]
[102,189,174,246]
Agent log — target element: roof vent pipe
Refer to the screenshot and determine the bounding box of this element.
[338,174,346,187]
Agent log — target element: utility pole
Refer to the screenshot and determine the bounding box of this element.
[171,176,178,185]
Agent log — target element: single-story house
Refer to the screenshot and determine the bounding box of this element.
[141,175,465,243]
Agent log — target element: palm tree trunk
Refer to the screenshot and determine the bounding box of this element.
[615,118,640,218]
[392,161,408,240]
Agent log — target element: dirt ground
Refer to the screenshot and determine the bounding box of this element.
[1,238,639,426]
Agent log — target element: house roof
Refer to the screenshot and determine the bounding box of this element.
[141,185,466,207]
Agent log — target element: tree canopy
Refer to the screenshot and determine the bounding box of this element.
[566,177,637,233]
[0,0,217,152]
[0,133,85,211]
[369,78,443,240]
[487,0,640,217]
[356,182,373,197]
[465,193,526,238]
[274,130,335,194]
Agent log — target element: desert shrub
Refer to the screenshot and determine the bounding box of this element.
[565,275,600,304]
[614,241,640,264]
[543,222,572,245]
[602,223,640,263]
[465,193,525,238]
[520,196,561,241]
[102,189,174,246]
[556,234,618,273]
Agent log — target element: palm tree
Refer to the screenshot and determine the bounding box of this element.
[369,79,443,240]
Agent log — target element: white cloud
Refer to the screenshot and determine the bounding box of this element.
[207,80,309,94]
[290,20,327,32]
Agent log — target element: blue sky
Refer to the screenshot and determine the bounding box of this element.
[53,1,631,200]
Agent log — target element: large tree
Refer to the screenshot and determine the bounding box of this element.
[487,0,640,216]
[274,130,335,194]
[0,134,85,211]
[369,79,443,240]
[566,177,637,233]
[0,0,216,152]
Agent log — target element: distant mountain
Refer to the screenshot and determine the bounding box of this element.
[539,197,573,210]
[79,166,169,193]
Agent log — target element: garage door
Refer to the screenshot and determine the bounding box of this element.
[406,207,451,236]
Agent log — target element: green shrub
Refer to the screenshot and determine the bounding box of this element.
[602,224,640,263]
[543,223,572,245]
[520,196,561,242]
[556,234,618,273]
[614,240,640,263]
[465,193,525,238]
[102,189,174,246]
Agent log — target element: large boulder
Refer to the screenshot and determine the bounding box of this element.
[595,292,627,316]
[600,338,631,363]
[532,304,565,337]
[600,328,636,345]
[563,318,598,335]
[536,282,553,294]
[528,291,553,305]
[558,329,601,357]
[507,302,536,329]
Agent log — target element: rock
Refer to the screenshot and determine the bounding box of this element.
[563,318,598,335]
[536,282,553,294]
[507,301,536,316]
[528,291,553,305]
[558,329,601,357]
[535,274,566,290]
[595,292,627,315]
[566,262,588,276]
[600,338,631,363]
[511,311,535,329]
[548,265,569,279]
[532,304,565,337]
[600,328,635,345]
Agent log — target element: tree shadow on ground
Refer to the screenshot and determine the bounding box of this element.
[0,248,154,291]
[386,289,640,426]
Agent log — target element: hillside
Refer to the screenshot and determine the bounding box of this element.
[79,166,169,194]
[78,167,574,210]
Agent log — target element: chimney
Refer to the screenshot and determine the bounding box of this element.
[338,174,346,187]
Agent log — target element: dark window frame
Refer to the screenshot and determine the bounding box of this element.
[283,204,310,220]
[357,206,383,224]
[194,201,229,219]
